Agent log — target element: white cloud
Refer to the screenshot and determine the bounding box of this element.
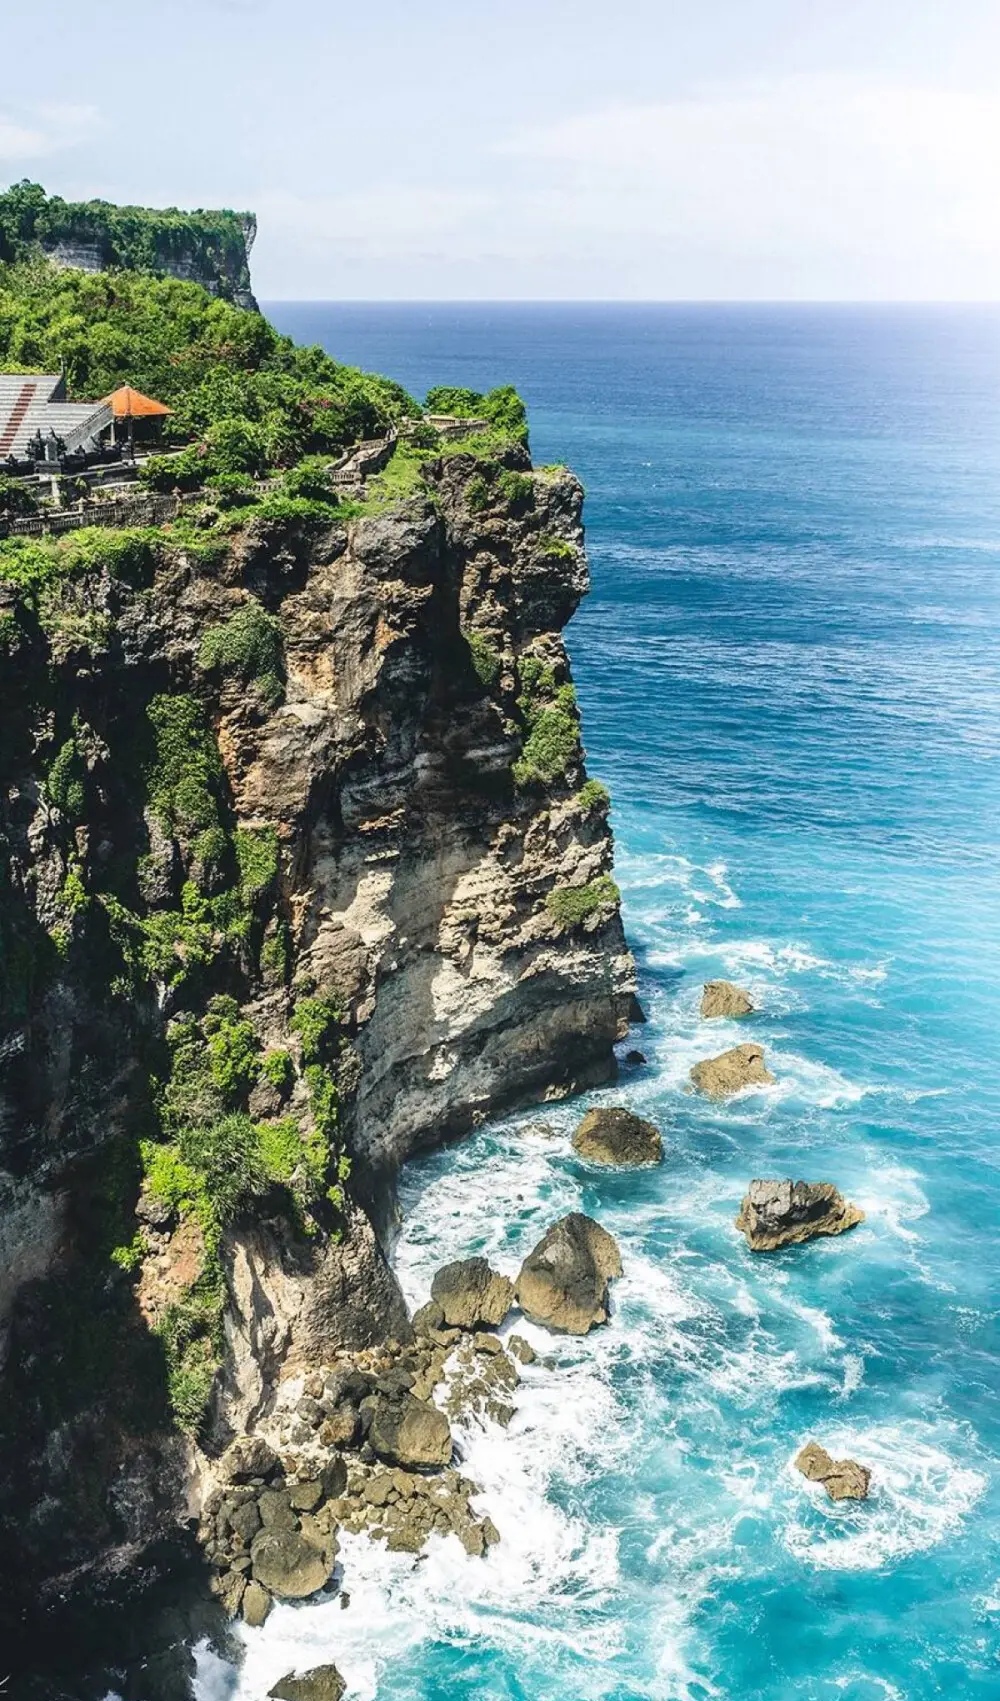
[495,76,1000,296]
[0,103,101,164]
[0,118,49,162]
[253,73,1000,298]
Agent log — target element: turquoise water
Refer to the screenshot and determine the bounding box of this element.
[216,304,1000,1701]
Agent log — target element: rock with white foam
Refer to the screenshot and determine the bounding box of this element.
[795,1440,871,1501]
[572,1106,663,1167]
[430,1255,514,1329]
[736,1180,864,1252]
[365,1390,453,1468]
[700,979,755,1019]
[515,1212,622,1334]
[690,1043,774,1097]
[269,1665,346,1701]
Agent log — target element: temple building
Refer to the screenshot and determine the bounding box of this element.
[0,373,113,464]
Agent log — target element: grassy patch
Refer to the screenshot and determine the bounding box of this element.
[575,778,610,814]
[466,630,502,689]
[198,600,285,708]
[545,875,620,929]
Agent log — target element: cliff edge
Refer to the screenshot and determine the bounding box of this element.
[0,434,634,1674]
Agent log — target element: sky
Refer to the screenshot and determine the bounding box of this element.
[3,0,1000,300]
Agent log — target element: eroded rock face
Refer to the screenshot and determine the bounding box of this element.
[700,980,755,1019]
[269,1665,347,1701]
[515,1212,623,1334]
[366,1392,453,1468]
[572,1106,662,1167]
[0,442,636,1653]
[430,1257,514,1330]
[735,1180,864,1252]
[690,1043,775,1098]
[795,1441,871,1501]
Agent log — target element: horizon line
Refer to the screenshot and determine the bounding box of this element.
[259,296,1000,308]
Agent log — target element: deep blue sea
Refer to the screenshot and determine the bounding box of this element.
[206,304,1000,1701]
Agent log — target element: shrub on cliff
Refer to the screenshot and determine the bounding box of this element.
[198,600,285,708]
[466,630,502,689]
[512,707,581,787]
[179,1113,269,1224]
[425,382,529,446]
[545,875,620,930]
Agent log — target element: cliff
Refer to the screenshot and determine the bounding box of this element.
[0,436,634,1683]
[0,181,257,308]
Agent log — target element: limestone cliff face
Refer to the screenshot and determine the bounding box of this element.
[0,445,634,1661]
[0,190,261,307]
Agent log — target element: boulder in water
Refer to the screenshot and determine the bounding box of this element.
[690,1043,774,1097]
[366,1391,453,1467]
[572,1106,663,1167]
[795,1441,871,1501]
[736,1180,864,1251]
[269,1666,346,1701]
[250,1528,335,1599]
[515,1212,622,1334]
[700,980,755,1019]
[430,1256,514,1329]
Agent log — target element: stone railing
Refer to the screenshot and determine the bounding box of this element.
[0,492,189,541]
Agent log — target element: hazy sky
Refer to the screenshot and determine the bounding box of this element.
[3,0,1000,299]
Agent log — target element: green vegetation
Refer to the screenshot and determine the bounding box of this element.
[0,525,159,600]
[0,180,255,301]
[576,778,611,814]
[497,468,534,511]
[178,1113,269,1225]
[513,708,581,787]
[425,383,529,445]
[538,533,576,562]
[260,1048,293,1092]
[45,725,87,819]
[291,993,342,1064]
[355,439,431,514]
[160,1304,223,1433]
[0,471,37,517]
[198,600,285,708]
[512,652,582,787]
[466,630,502,689]
[545,875,620,929]
[144,693,223,836]
[0,241,416,467]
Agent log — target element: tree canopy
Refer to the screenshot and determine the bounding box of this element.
[0,259,417,465]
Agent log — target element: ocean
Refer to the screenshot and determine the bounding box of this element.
[200,302,1000,1701]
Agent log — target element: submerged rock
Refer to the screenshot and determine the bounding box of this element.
[366,1391,453,1467]
[690,1043,774,1097]
[515,1212,622,1334]
[572,1106,663,1167]
[735,1180,864,1252]
[430,1256,514,1330]
[269,1666,347,1701]
[700,979,755,1019]
[795,1441,871,1501]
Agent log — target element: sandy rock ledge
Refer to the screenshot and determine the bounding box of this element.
[690,1043,775,1097]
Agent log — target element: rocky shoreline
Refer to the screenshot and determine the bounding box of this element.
[197,1214,623,1632]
